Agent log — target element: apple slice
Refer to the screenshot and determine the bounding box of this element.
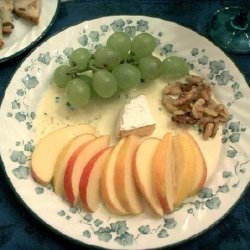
[53,133,96,197]
[64,135,110,206]
[173,131,196,207]
[115,135,143,214]
[79,147,113,212]
[153,132,174,214]
[101,138,129,215]
[182,131,207,196]
[31,124,95,185]
[134,137,163,216]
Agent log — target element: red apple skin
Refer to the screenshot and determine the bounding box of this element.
[79,147,112,212]
[64,136,110,206]
[64,142,92,205]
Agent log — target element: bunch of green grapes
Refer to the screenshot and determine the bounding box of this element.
[53,32,189,108]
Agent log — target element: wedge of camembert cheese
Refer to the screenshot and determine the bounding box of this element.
[116,95,156,137]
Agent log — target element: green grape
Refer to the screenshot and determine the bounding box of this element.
[112,64,141,90]
[106,32,131,60]
[94,46,121,70]
[66,78,90,108]
[78,74,95,97]
[138,55,161,80]
[53,65,73,88]
[69,48,91,73]
[131,33,156,58]
[93,69,118,98]
[161,56,189,80]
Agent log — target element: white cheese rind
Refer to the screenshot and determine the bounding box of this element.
[120,95,155,131]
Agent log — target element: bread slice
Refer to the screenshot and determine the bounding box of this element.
[0,0,14,34]
[14,0,40,24]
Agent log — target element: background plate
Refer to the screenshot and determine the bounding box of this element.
[0,0,59,63]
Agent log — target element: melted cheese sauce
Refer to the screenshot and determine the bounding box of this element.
[33,78,222,183]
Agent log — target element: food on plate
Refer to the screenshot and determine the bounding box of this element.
[14,0,41,24]
[116,95,156,138]
[183,130,207,196]
[162,74,229,139]
[64,135,110,206]
[0,0,40,48]
[31,124,95,185]
[0,17,3,47]
[115,135,143,214]
[79,147,112,212]
[101,137,129,215]
[53,133,96,197]
[134,137,163,216]
[0,0,14,34]
[138,55,161,80]
[134,130,207,215]
[172,131,196,206]
[66,78,91,108]
[160,56,189,80]
[52,31,189,107]
[153,132,174,214]
[92,69,118,98]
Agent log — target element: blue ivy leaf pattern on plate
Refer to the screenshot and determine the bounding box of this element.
[218,184,230,193]
[35,187,44,195]
[198,188,214,199]
[229,133,240,143]
[94,227,112,242]
[205,197,221,209]
[77,34,88,46]
[124,25,137,37]
[10,151,27,164]
[58,210,66,216]
[136,19,149,32]
[164,218,177,229]
[94,219,103,227]
[198,55,208,65]
[191,48,199,56]
[83,213,93,223]
[209,60,225,74]
[162,44,173,54]
[114,232,134,246]
[89,31,100,42]
[11,100,20,109]
[223,171,232,178]
[22,74,39,90]
[100,25,109,33]
[12,166,29,179]
[15,112,26,122]
[138,225,150,234]
[37,52,51,65]
[110,19,126,32]
[63,47,74,58]
[157,229,169,238]
[82,230,91,238]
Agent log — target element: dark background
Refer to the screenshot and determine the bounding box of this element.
[0,1,249,249]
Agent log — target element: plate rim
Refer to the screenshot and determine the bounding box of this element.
[0,15,250,249]
[0,0,60,64]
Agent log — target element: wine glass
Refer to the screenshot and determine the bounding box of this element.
[208,6,250,54]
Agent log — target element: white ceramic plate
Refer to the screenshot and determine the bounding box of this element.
[0,0,59,63]
[0,16,249,249]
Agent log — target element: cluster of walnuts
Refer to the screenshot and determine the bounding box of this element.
[162,75,229,140]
